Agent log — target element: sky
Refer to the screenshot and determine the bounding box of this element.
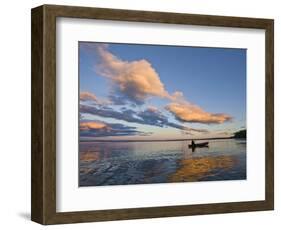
[79,42,246,140]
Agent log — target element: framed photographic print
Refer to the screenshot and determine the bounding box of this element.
[31,4,274,225]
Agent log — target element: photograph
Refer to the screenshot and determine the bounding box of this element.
[79,42,247,187]
[30,4,274,224]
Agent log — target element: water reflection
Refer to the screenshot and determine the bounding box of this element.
[169,155,237,182]
[79,139,246,186]
[80,151,100,162]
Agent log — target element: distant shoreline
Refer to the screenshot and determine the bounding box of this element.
[80,136,243,143]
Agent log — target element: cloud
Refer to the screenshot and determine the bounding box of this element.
[95,45,171,105]
[80,121,106,130]
[137,106,169,127]
[166,102,232,124]
[166,122,207,133]
[80,120,150,137]
[80,91,111,105]
[169,91,185,101]
[80,104,207,133]
[86,43,232,125]
[80,104,142,124]
[80,92,98,102]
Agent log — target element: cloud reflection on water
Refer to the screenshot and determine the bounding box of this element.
[169,155,237,182]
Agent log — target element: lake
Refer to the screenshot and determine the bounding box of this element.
[79,139,246,186]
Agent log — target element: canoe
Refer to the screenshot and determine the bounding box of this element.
[188,142,209,148]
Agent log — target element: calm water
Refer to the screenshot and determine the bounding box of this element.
[79,139,246,186]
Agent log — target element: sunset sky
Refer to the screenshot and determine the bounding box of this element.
[79,42,246,140]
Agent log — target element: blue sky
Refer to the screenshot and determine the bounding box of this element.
[79,42,246,140]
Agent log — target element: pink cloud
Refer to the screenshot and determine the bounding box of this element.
[80,120,150,137]
[80,92,98,102]
[166,102,232,124]
[96,45,170,104]
[80,91,111,105]
[80,121,107,131]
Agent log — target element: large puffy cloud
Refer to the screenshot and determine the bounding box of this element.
[80,104,207,133]
[95,45,171,105]
[166,102,232,124]
[80,120,150,137]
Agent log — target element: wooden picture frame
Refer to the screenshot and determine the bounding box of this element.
[31,4,274,225]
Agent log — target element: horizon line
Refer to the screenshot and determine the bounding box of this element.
[80,136,241,143]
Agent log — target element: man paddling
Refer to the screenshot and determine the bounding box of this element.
[191,140,195,148]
